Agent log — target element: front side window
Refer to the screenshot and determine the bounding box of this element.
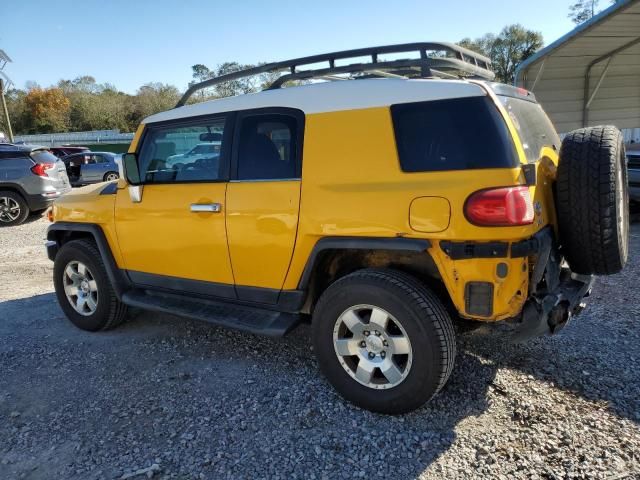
[138,117,227,183]
[391,96,518,172]
[236,114,298,180]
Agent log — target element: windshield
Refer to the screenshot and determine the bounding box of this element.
[498,96,560,163]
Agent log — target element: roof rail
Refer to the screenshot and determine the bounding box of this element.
[175,42,494,107]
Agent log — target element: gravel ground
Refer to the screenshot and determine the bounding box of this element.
[1,214,639,479]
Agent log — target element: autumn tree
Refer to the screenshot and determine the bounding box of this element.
[23,87,70,133]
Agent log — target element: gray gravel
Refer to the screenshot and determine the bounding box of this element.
[1,215,639,479]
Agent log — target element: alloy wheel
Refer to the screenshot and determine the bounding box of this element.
[333,304,413,389]
[0,197,21,223]
[63,261,99,316]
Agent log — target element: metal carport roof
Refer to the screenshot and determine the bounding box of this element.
[515,0,640,133]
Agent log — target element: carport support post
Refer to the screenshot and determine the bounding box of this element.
[0,79,14,143]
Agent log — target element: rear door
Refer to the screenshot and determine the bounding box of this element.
[225,108,303,302]
[29,149,71,191]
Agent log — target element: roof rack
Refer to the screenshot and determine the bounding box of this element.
[175,42,494,107]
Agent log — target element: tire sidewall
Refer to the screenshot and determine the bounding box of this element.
[615,145,630,266]
[53,242,113,331]
[0,191,29,227]
[313,277,446,413]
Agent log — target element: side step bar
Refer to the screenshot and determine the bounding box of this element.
[121,289,302,337]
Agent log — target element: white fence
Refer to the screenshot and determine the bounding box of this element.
[13,129,134,146]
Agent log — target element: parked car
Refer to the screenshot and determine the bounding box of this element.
[45,43,629,414]
[627,148,640,202]
[0,143,71,226]
[50,146,90,158]
[165,141,222,169]
[61,151,120,186]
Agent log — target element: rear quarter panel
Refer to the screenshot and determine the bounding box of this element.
[285,102,555,321]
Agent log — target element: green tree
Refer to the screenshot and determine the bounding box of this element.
[129,83,180,127]
[460,25,543,84]
[568,0,620,24]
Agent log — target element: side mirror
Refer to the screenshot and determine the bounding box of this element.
[122,152,141,185]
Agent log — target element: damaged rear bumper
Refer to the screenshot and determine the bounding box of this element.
[512,227,594,341]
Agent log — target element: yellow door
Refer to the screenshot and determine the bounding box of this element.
[115,114,235,295]
[114,184,234,288]
[226,181,301,292]
[226,109,303,300]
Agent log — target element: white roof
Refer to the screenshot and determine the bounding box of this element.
[144,78,486,124]
[515,0,640,133]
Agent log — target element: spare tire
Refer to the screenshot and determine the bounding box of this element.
[556,125,629,275]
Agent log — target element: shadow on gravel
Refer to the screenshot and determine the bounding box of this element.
[2,271,637,478]
[0,292,498,479]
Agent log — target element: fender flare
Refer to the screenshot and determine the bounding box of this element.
[297,236,431,289]
[46,222,131,299]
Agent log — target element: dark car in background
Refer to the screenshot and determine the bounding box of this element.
[61,151,120,186]
[50,146,90,158]
[628,148,640,203]
[0,144,71,226]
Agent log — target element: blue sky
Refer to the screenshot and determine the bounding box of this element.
[3,0,577,93]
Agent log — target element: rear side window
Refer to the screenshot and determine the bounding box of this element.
[0,151,28,160]
[499,96,561,163]
[391,96,518,172]
[235,114,299,180]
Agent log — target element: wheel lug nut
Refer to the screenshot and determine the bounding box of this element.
[368,352,375,359]
[383,340,388,347]
[381,351,386,358]
[374,331,381,336]
[359,341,366,348]
[363,330,370,336]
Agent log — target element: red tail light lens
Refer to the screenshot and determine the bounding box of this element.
[31,162,55,177]
[465,186,534,226]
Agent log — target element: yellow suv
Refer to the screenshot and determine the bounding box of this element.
[46,43,629,414]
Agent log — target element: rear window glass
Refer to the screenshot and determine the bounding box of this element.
[391,96,518,173]
[499,96,560,163]
[30,150,60,164]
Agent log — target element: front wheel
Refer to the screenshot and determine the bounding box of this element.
[312,268,456,414]
[53,239,127,331]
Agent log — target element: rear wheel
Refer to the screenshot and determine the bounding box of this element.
[103,171,119,182]
[53,239,127,331]
[0,191,29,227]
[312,268,456,414]
[557,125,629,275]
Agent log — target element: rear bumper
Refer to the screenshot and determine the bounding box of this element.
[512,227,594,340]
[25,188,71,211]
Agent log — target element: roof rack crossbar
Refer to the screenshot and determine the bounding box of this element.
[175,42,494,107]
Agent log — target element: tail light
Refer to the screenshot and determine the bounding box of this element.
[465,186,534,226]
[31,162,55,177]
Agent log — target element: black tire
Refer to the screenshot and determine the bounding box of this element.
[53,239,127,331]
[312,268,456,414]
[557,125,629,275]
[103,171,119,182]
[0,190,30,227]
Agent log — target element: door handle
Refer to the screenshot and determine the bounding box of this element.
[190,203,221,213]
